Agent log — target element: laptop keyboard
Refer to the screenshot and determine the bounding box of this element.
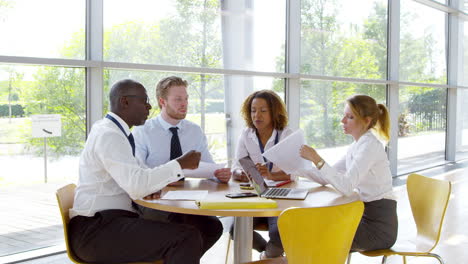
[264,188,291,197]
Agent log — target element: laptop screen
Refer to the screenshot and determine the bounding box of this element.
[238,156,268,195]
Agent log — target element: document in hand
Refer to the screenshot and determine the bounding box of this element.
[262,129,313,174]
[195,197,277,209]
[182,161,225,178]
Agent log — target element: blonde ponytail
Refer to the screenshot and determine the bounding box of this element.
[375,104,390,142]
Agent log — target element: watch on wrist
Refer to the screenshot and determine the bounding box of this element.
[316,159,325,169]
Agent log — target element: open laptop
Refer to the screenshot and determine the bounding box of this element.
[238,156,309,200]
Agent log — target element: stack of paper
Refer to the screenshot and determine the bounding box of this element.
[195,197,277,209]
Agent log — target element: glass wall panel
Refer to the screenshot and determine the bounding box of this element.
[0,64,85,256]
[398,86,447,174]
[103,0,286,72]
[456,88,468,160]
[104,70,227,162]
[300,0,388,79]
[300,80,386,164]
[0,0,85,59]
[458,23,468,160]
[463,21,468,87]
[400,0,447,84]
[103,71,284,164]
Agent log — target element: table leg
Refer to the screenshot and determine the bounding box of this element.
[233,216,253,264]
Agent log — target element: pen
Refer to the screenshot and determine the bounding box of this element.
[275,180,292,187]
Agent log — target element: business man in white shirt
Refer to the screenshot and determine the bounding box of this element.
[132,76,230,255]
[69,79,204,264]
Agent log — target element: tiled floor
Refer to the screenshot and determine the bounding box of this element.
[0,183,64,258]
[2,161,468,264]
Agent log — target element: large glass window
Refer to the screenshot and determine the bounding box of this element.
[398,86,447,174]
[104,70,228,162]
[0,0,85,59]
[103,0,286,73]
[300,0,388,79]
[103,71,285,164]
[400,0,447,84]
[456,89,468,160]
[463,21,468,87]
[299,80,386,164]
[2,0,468,261]
[0,64,85,256]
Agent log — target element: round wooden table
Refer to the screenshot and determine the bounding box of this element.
[135,178,358,264]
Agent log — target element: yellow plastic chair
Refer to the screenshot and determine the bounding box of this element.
[244,200,364,264]
[349,173,451,264]
[56,184,162,264]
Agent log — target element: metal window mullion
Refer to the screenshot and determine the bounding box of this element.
[446,0,463,161]
[285,0,301,130]
[387,0,400,176]
[86,0,104,135]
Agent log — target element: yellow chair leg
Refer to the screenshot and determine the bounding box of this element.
[225,235,231,264]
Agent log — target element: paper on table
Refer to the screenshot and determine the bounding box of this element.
[161,190,208,200]
[262,129,313,174]
[182,161,225,178]
[264,179,290,187]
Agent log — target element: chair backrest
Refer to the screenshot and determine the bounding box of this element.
[56,184,162,264]
[278,201,364,264]
[56,183,82,264]
[407,173,451,251]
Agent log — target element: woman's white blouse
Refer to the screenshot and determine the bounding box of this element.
[232,127,295,179]
[297,131,393,202]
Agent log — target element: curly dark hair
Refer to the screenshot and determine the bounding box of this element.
[240,90,288,130]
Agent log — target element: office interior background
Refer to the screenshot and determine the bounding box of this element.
[0,0,467,261]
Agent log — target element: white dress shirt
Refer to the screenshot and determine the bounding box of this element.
[297,131,394,202]
[232,127,295,178]
[70,112,183,218]
[133,115,214,170]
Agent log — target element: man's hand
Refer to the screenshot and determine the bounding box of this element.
[214,168,231,183]
[143,190,162,200]
[176,150,201,170]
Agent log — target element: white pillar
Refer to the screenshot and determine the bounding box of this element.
[86,0,104,135]
[446,0,463,161]
[387,0,400,176]
[221,0,254,164]
[285,0,301,130]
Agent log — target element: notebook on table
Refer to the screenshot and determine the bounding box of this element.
[238,156,309,200]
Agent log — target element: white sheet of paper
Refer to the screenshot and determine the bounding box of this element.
[264,179,287,187]
[182,162,225,178]
[161,190,208,200]
[262,129,313,174]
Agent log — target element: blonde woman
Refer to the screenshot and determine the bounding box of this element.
[299,94,398,251]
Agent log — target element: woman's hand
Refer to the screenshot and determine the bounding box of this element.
[233,169,250,182]
[255,163,271,179]
[300,145,319,163]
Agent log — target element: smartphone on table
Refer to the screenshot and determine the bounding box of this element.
[225,192,258,198]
